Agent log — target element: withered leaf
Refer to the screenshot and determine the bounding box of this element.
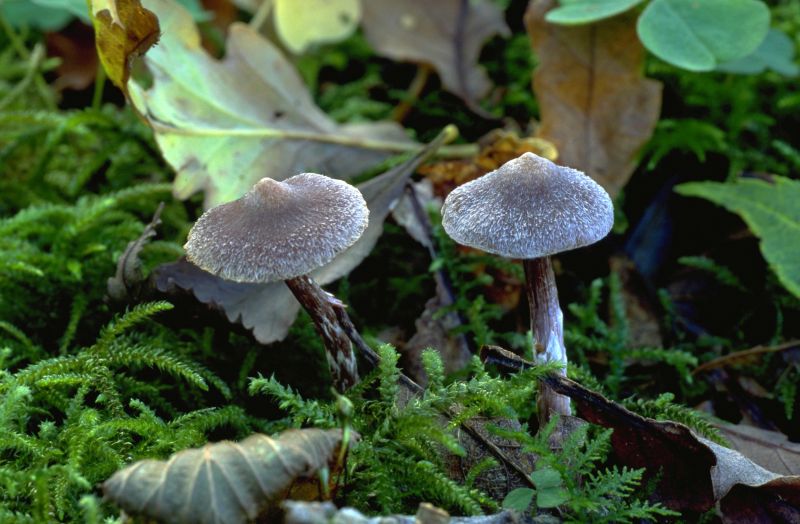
[526,0,662,196]
[131,0,413,209]
[361,0,509,110]
[103,428,345,524]
[89,0,160,94]
[715,422,800,477]
[155,128,454,343]
[482,346,800,519]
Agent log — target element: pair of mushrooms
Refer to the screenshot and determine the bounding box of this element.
[185,153,613,420]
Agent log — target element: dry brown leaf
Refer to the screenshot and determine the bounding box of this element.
[482,346,800,519]
[526,0,662,196]
[361,0,509,110]
[103,428,346,524]
[89,0,159,94]
[716,423,800,476]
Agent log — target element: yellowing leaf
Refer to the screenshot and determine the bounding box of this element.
[89,0,160,93]
[274,0,361,54]
[132,0,413,209]
[526,0,662,196]
[104,428,347,523]
[676,176,800,298]
[361,0,509,110]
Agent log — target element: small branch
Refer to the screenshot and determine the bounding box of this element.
[249,0,274,31]
[334,305,535,489]
[391,64,432,123]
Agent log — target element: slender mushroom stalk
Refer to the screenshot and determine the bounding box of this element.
[441,153,613,424]
[184,174,369,392]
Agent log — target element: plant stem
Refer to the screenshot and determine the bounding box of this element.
[146,121,479,158]
[284,275,358,392]
[392,64,432,123]
[523,257,572,422]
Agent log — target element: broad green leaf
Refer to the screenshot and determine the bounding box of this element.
[676,176,800,298]
[531,468,569,508]
[502,487,534,511]
[104,428,346,523]
[717,29,799,77]
[274,0,361,54]
[131,0,413,209]
[0,0,87,30]
[88,0,160,93]
[545,0,645,25]
[637,0,770,72]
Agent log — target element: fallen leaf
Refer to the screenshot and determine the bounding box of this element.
[131,0,414,209]
[274,0,361,54]
[361,0,509,110]
[481,346,800,518]
[526,0,662,196]
[89,0,160,94]
[676,175,800,298]
[154,128,455,343]
[103,428,347,524]
[282,501,517,524]
[46,23,100,92]
[715,423,800,477]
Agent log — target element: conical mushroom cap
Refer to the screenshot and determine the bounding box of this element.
[185,173,369,283]
[441,153,613,259]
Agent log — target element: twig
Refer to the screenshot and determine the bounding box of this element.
[392,64,432,123]
[692,340,800,375]
[249,0,274,31]
[335,305,536,489]
[404,182,474,358]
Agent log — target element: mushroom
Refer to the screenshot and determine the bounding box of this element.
[440,152,613,422]
[184,173,369,392]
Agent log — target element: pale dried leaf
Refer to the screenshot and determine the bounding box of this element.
[715,423,800,476]
[274,0,361,54]
[526,0,662,196]
[361,0,509,109]
[104,428,345,524]
[132,0,413,209]
[155,131,452,343]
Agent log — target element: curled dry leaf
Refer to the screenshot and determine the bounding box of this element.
[89,0,160,94]
[155,128,454,344]
[103,428,346,524]
[131,0,413,209]
[715,422,800,477]
[361,0,509,110]
[482,346,800,520]
[526,0,662,197]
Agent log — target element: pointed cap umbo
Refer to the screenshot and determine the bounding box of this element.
[441,152,613,259]
[185,173,369,283]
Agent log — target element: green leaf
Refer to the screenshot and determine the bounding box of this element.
[717,29,799,77]
[0,0,87,30]
[531,468,569,508]
[676,176,800,298]
[502,487,534,511]
[545,0,645,25]
[637,0,770,72]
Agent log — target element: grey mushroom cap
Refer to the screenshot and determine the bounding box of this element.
[441,152,613,259]
[185,173,369,283]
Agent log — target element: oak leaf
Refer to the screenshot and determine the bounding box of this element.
[526,0,662,196]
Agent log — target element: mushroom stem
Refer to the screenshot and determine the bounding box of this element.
[284,275,359,392]
[523,257,572,422]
